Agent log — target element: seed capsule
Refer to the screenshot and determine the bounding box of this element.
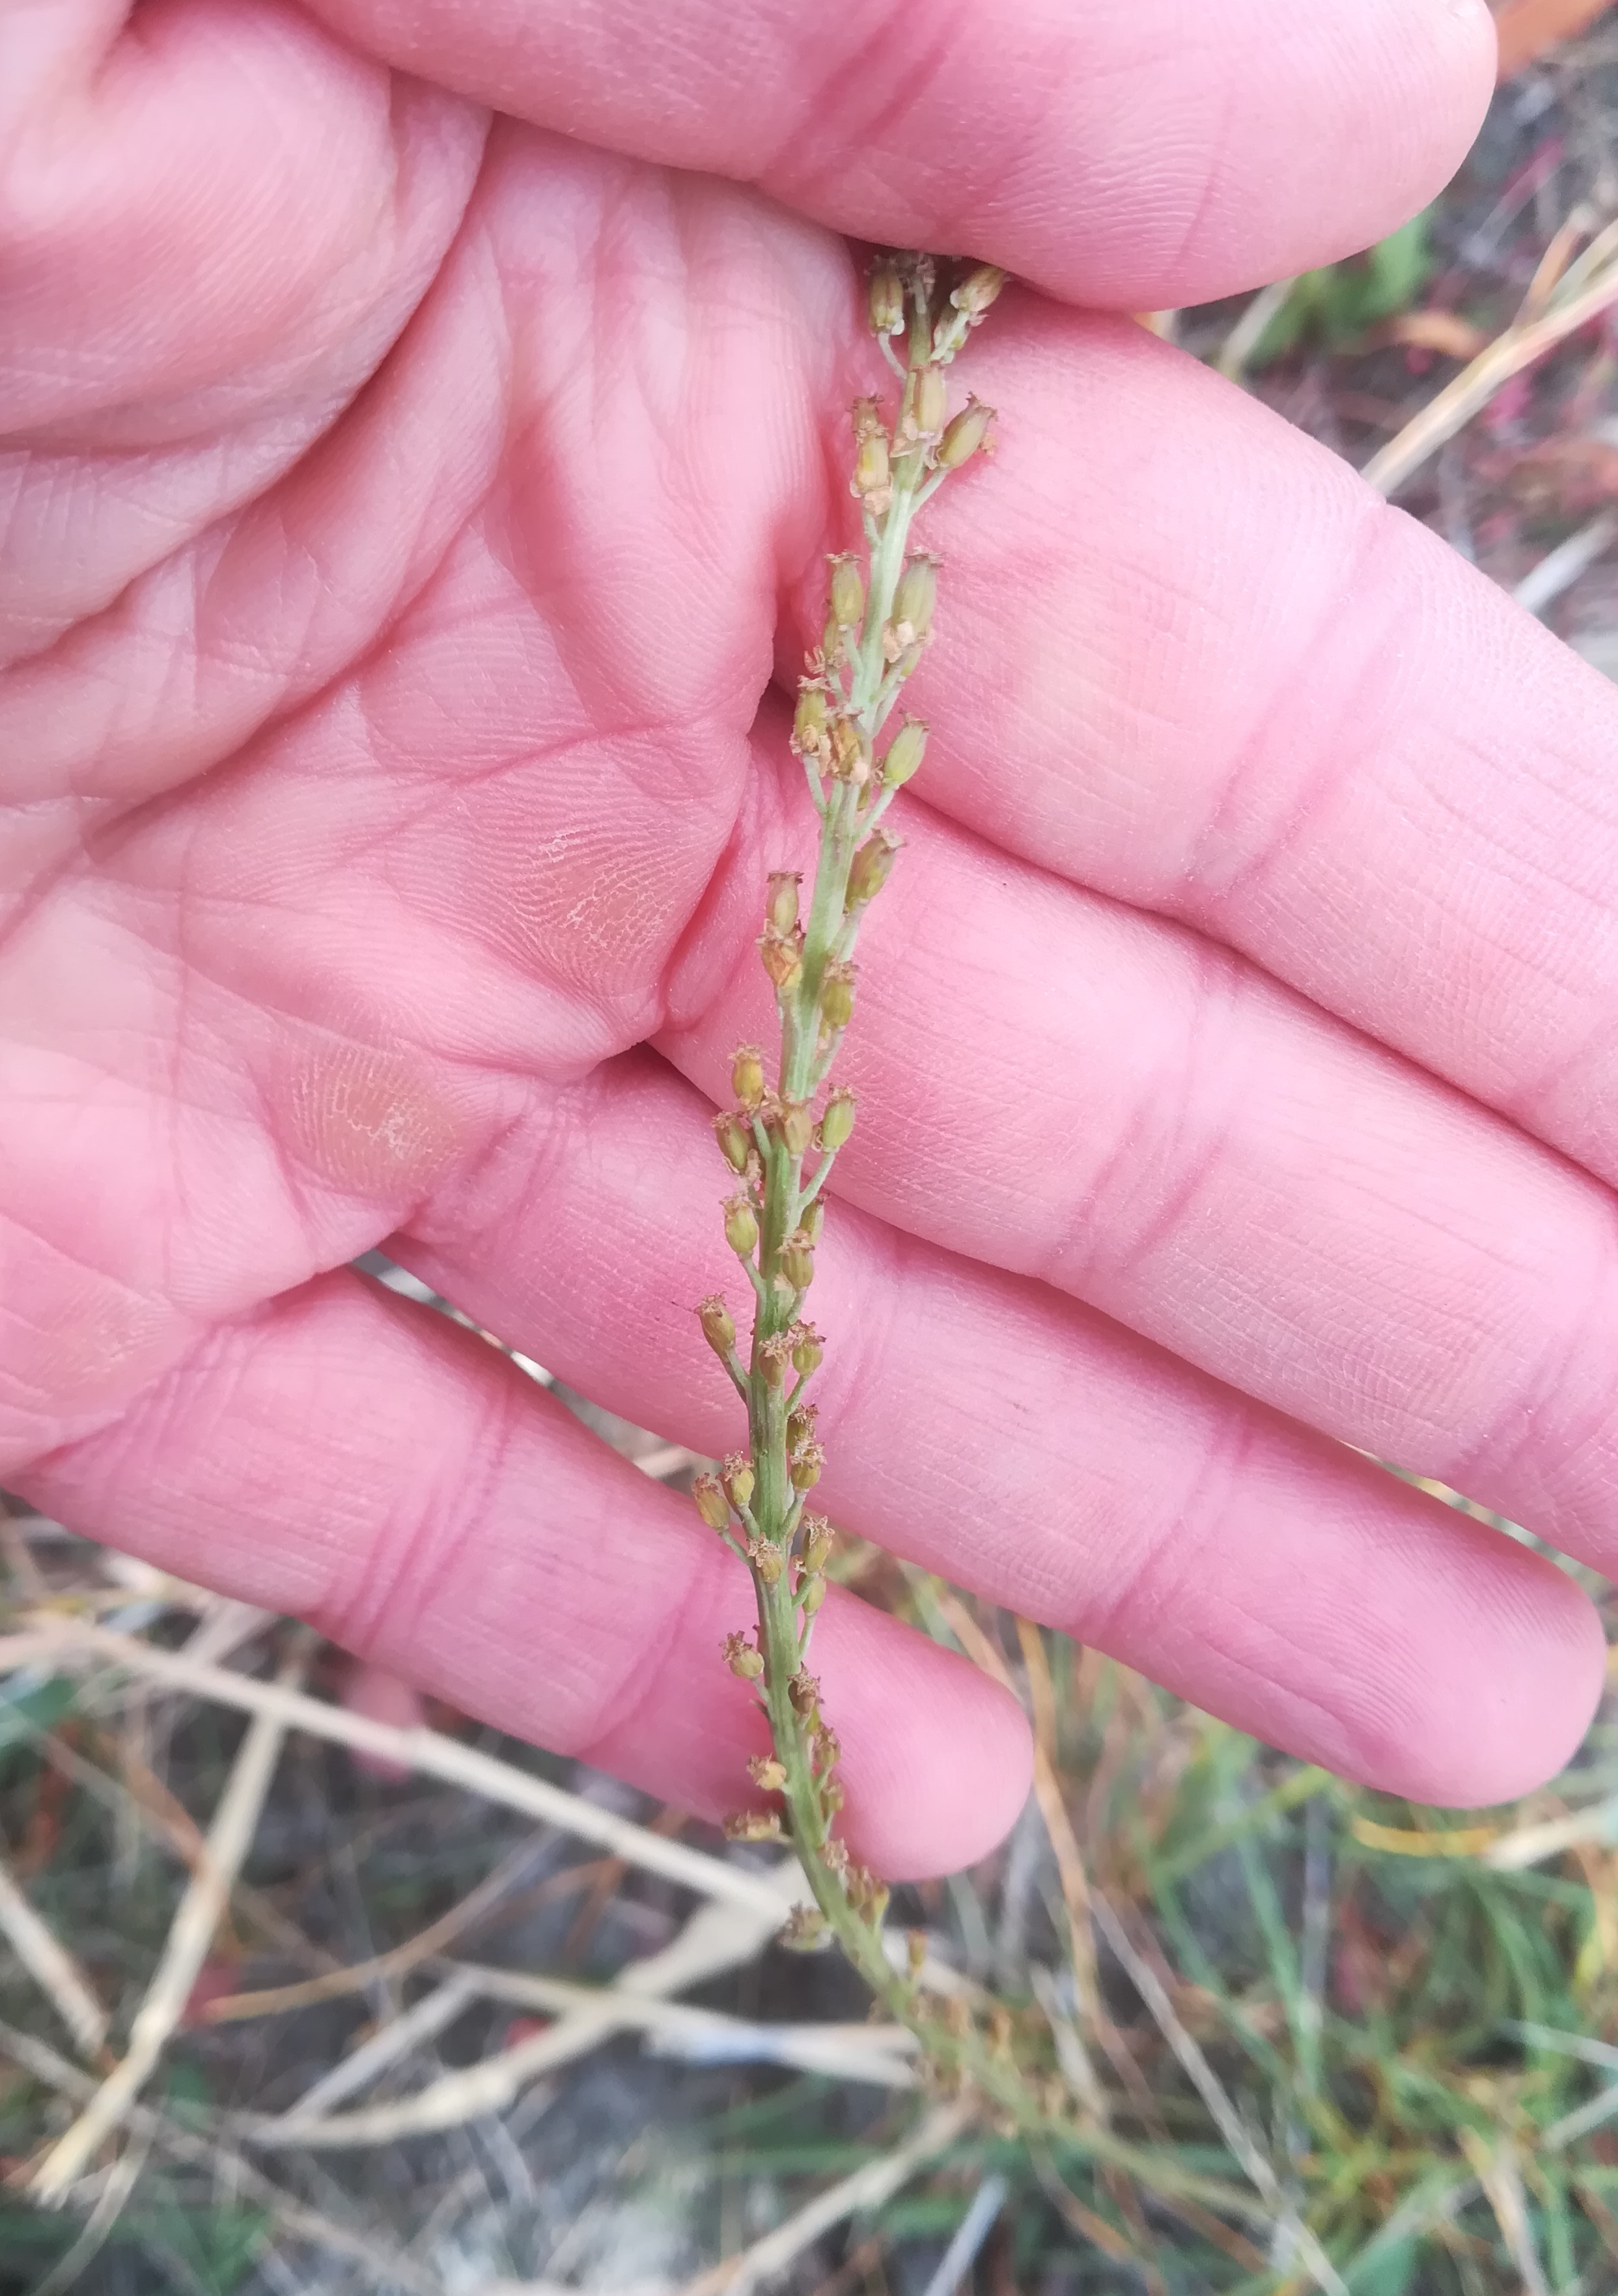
[803,1519,834,1575]
[766,871,802,937]
[731,1044,765,1108]
[868,265,905,336]
[790,1323,824,1377]
[724,1195,759,1257]
[820,964,856,1029]
[852,395,883,440]
[748,1754,788,1791]
[951,262,1006,318]
[818,1087,856,1151]
[891,554,939,647]
[828,554,864,633]
[937,397,994,469]
[790,685,829,759]
[828,718,871,785]
[722,1452,755,1509]
[788,1667,820,1716]
[845,827,901,910]
[723,1632,765,1680]
[779,1100,815,1158]
[698,1295,735,1356]
[788,1440,824,1491]
[759,930,803,991]
[882,719,927,788]
[779,1227,815,1290]
[723,1810,781,1841]
[693,1474,731,1531]
[800,1199,824,1246]
[749,1540,785,1587]
[851,430,891,512]
[786,1402,817,1451]
[714,1110,751,1172]
[800,1571,828,1618]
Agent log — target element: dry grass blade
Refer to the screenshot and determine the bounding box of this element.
[25,2128,151,2296]
[17,1614,796,1916]
[29,1640,307,2203]
[1361,223,1618,497]
[679,2101,972,2296]
[281,1972,483,2121]
[1458,2131,1551,2295]
[0,2016,443,2296]
[0,1840,108,2057]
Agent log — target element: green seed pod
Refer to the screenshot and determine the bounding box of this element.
[714,1111,751,1172]
[937,397,994,469]
[722,1452,755,1509]
[788,1440,824,1491]
[750,1541,784,1587]
[845,827,900,910]
[748,1753,788,1791]
[766,871,801,936]
[883,719,927,787]
[820,964,856,1029]
[759,1333,792,1388]
[786,1402,817,1451]
[892,553,938,645]
[803,1519,834,1575]
[788,1667,820,1715]
[779,1229,815,1290]
[731,1044,764,1108]
[818,1087,856,1151]
[790,685,828,757]
[828,554,864,632]
[724,1195,759,1257]
[868,266,905,336]
[800,1571,828,1618]
[951,262,1006,318]
[779,1100,815,1158]
[693,1474,731,1531]
[697,1295,735,1356]
[852,429,891,507]
[723,1810,781,1841]
[790,1323,824,1378]
[724,1634,766,1681]
[800,1198,824,1246]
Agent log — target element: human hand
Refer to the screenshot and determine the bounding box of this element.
[7,0,1602,1883]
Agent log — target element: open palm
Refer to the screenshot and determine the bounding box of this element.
[7,0,1610,1879]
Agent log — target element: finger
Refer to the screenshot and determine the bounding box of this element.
[832,306,1618,1204]
[660,733,1618,1577]
[18,1267,1033,1881]
[389,1050,1601,1808]
[304,0,1494,306]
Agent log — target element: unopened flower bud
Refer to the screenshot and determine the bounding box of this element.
[868,265,905,336]
[828,555,864,632]
[790,685,829,759]
[759,929,803,992]
[693,1474,731,1531]
[828,718,871,785]
[766,871,801,937]
[788,1667,820,1716]
[913,363,947,438]
[845,826,901,909]
[938,397,994,468]
[799,1571,828,1618]
[779,1228,815,1290]
[724,1195,759,1257]
[698,1295,736,1357]
[851,429,891,511]
[779,1100,815,1158]
[790,1323,824,1378]
[748,1753,788,1791]
[820,964,856,1029]
[818,1087,856,1151]
[803,1519,834,1575]
[748,1539,785,1587]
[788,1439,825,1491]
[951,262,1006,319]
[723,1632,765,1680]
[714,1110,751,1172]
[882,719,927,788]
[891,554,938,647]
[723,1809,782,1841]
[722,1452,755,1509]
[760,1332,792,1388]
[731,1044,765,1108]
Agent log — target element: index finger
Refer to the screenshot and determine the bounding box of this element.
[304,0,1496,307]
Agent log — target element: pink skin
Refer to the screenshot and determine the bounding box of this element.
[8,0,1607,1886]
